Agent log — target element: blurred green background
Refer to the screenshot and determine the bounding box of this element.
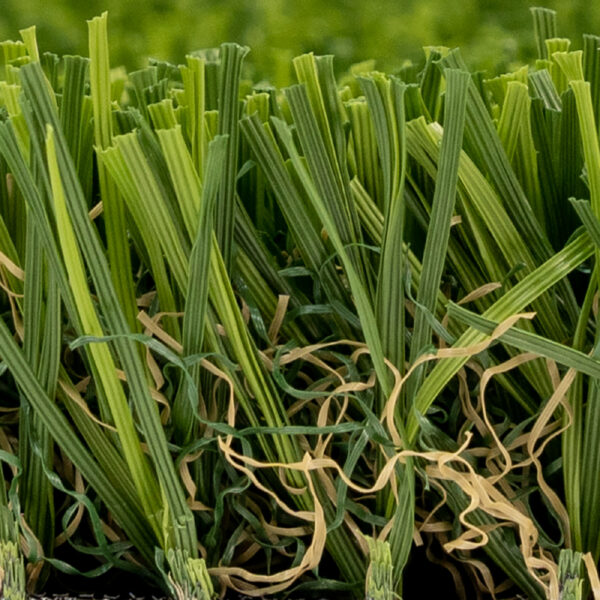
[0,0,595,82]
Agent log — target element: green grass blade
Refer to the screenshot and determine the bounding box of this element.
[408,69,469,394]
[215,43,248,271]
[98,143,181,341]
[156,125,203,242]
[0,317,157,562]
[583,34,600,128]
[360,73,407,375]
[271,115,390,394]
[19,221,56,571]
[175,135,227,443]
[59,55,89,168]
[530,7,557,60]
[46,124,163,534]
[19,61,197,556]
[239,113,351,325]
[284,83,368,287]
[408,230,593,442]
[448,302,600,378]
[180,55,206,175]
[562,270,595,551]
[88,13,139,332]
[555,58,600,546]
[440,51,576,325]
[111,132,189,292]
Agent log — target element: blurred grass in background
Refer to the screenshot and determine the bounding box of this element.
[0,0,596,83]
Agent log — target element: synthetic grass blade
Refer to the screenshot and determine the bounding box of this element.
[448,302,600,378]
[440,49,580,327]
[20,224,59,576]
[88,13,139,331]
[215,43,248,271]
[271,115,390,395]
[46,124,163,534]
[359,72,406,376]
[180,55,206,175]
[408,68,470,398]
[19,60,197,555]
[531,7,557,60]
[284,83,369,288]
[0,315,157,562]
[239,112,353,335]
[554,51,600,562]
[408,230,593,442]
[175,135,228,444]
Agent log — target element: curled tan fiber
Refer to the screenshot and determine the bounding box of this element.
[276,319,572,596]
[54,469,85,547]
[267,294,289,344]
[0,249,24,281]
[213,311,555,596]
[211,449,327,596]
[137,309,184,353]
[0,265,23,340]
[137,298,569,597]
[478,351,541,485]
[382,311,537,449]
[58,378,118,433]
[584,553,600,599]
